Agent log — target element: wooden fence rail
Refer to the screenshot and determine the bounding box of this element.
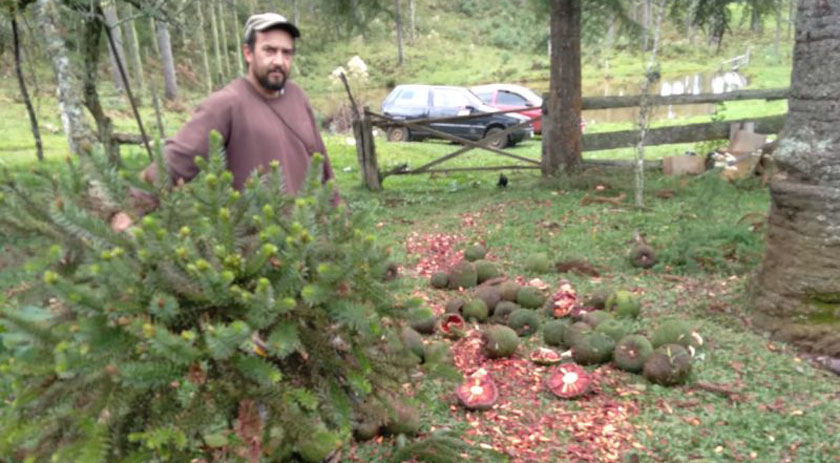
[579,88,787,110]
[347,84,788,190]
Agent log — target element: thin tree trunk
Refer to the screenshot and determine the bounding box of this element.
[124,5,145,103]
[103,1,128,92]
[156,19,178,100]
[394,0,404,65]
[234,6,245,75]
[209,0,224,85]
[543,0,582,176]
[751,0,840,356]
[12,17,43,162]
[634,0,665,209]
[642,0,651,50]
[149,17,161,56]
[196,2,214,93]
[408,0,416,43]
[217,0,232,80]
[293,0,300,25]
[81,5,120,165]
[774,0,782,59]
[788,0,796,39]
[37,0,95,157]
[606,14,616,49]
[750,4,763,33]
[686,0,699,44]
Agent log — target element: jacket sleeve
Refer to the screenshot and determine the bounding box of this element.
[143,96,232,185]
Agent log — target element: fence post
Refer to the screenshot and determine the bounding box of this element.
[354,107,382,191]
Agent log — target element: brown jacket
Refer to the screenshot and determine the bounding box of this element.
[145,77,334,192]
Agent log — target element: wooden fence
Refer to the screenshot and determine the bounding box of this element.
[348,82,788,190]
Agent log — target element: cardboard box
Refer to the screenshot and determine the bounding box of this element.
[663,155,706,176]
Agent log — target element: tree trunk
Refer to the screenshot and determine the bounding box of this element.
[542,0,582,176]
[124,5,145,103]
[408,0,416,43]
[750,4,763,33]
[12,17,44,162]
[642,0,651,50]
[774,0,782,59]
[149,17,161,56]
[81,5,120,165]
[217,0,232,79]
[103,1,128,92]
[606,13,616,49]
[209,0,224,85]
[37,0,95,157]
[156,20,178,100]
[196,2,214,93]
[750,0,840,356]
[394,0,403,65]
[634,0,665,209]
[233,5,245,75]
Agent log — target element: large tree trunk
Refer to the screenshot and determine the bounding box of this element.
[12,17,43,162]
[103,1,128,92]
[37,0,95,157]
[750,0,840,356]
[542,0,582,176]
[156,19,178,100]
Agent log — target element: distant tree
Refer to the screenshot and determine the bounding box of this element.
[36,0,96,157]
[102,1,128,92]
[11,15,43,161]
[394,0,403,65]
[751,0,840,357]
[155,18,177,100]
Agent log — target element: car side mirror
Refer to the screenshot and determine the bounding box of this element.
[524,102,534,107]
[465,105,478,113]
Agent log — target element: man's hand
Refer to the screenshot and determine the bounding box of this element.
[110,211,134,233]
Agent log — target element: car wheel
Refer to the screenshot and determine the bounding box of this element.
[387,126,409,142]
[485,127,508,150]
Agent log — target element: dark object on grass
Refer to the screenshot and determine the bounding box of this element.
[497,173,508,188]
[630,244,658,269]
[507,308,540,337]
[643,344,692,386]
[556,259,601,277]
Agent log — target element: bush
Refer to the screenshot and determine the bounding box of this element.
[0,133,414,461]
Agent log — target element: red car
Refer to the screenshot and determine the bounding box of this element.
[470,84,585,135]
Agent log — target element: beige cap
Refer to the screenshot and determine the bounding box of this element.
[243,13,300,41]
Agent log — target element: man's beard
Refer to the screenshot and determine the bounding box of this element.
[256,67,287,92]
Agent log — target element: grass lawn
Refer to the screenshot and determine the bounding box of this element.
[1,36,836,460]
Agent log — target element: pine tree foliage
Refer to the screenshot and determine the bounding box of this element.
[0,132,418,461]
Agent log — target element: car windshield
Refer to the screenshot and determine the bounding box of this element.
[515,87,543,105]
[433,87,484,108]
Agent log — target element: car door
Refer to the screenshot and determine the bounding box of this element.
[495,89,541,132]
[429,88,478,140]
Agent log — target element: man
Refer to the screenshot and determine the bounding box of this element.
[112,13,334,231]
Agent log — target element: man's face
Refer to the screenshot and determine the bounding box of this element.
[244,28,295,92]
